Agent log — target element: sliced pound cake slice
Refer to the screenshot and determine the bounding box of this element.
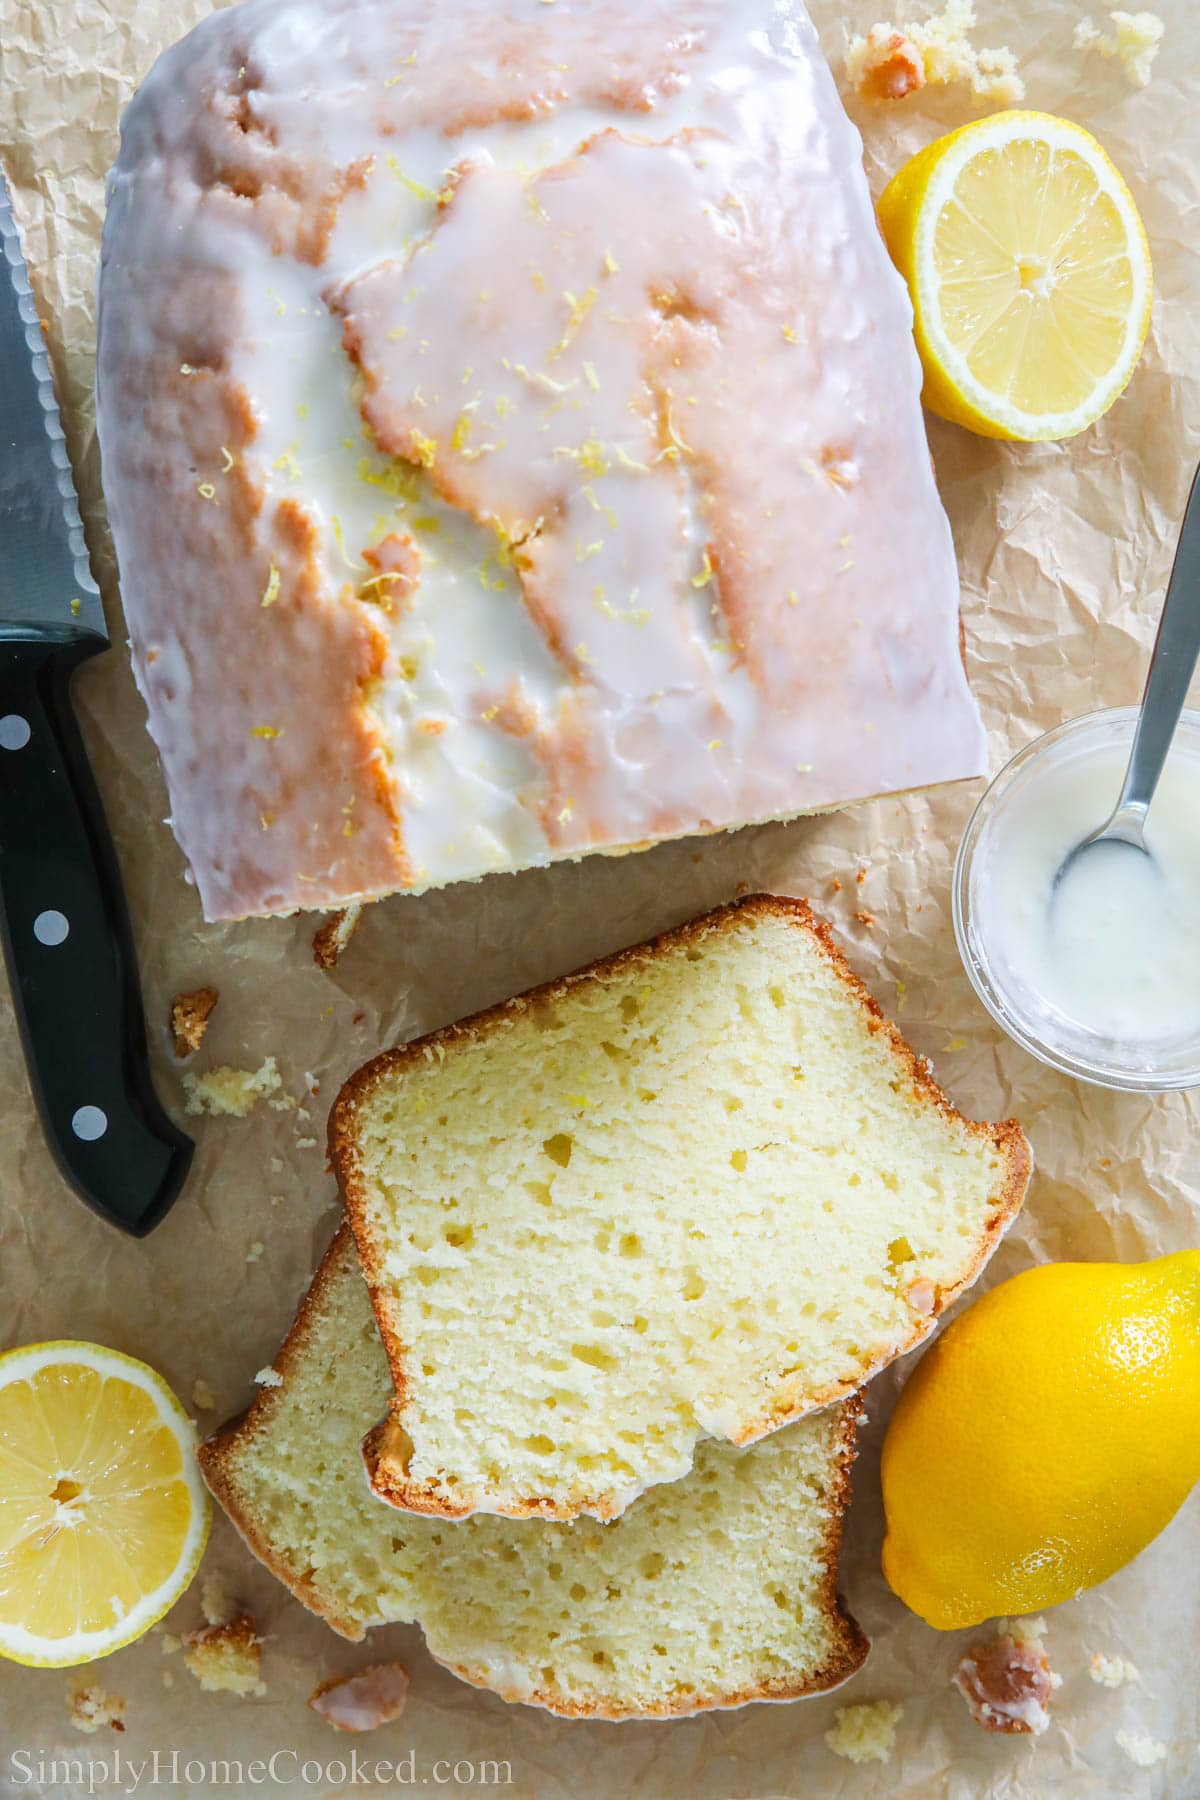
[334,896,1030,1523]
[200,1229,868,1720]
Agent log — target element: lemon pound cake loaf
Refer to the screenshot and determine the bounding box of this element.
[97,0,986,923]
[334,896,1031,1522]
[201,1230,869,1719]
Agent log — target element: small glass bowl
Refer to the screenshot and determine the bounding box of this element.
[953,707,1200,1092]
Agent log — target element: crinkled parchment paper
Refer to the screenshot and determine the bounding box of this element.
[2,2,1198,1794]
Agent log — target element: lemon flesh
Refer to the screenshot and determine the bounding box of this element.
[878,112,1152,441]
[881,1252,1200,1630]
[0,1342,209,1666]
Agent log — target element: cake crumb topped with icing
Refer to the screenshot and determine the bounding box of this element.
[953,1621,1061,1735]
[309,1662,410,1731]
[847,2,1024,106]
[846,27,927,100]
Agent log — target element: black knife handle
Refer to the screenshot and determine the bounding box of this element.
[0,628,192,1235]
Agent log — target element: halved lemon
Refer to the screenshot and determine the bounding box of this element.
[0,1341,209,1666]
[878,112,1152,441]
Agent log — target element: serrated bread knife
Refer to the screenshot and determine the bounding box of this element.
[0,173,192,1234]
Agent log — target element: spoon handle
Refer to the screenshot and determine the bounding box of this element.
[1116,460,1200,825]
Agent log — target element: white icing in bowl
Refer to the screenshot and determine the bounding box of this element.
[954,708,1200,1092]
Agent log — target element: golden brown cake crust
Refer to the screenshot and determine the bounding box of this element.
[312,904,364,971]
[330,893,1031,1522]
[169,987,219,1058]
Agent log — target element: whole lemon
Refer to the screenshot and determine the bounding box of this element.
[881,1252,1200,1630]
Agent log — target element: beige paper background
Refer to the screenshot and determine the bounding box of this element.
[2,1,1199,1793]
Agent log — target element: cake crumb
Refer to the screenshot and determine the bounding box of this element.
[855,909,877,928]
[246,1241,265,1265]
[200,1573,234,1627]
[183,1615,266,1697]
[160,1632,182,1656]
[1116,1731,1168,1767]
[69,1686,126,1734]
[170,987,219,1058]
[1075,10,1163,86]
[255,1366,284,1388]
[192,1378,216,1412]
[309,1662,410,1732]
[954,1624,1059,1734]
[825,1700,903,1764]
[1089,1651,1141,1688]
[183,1056,282,1118]
[847,1,1025,106]
[313,903,364,970]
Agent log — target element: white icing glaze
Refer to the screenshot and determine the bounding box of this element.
[97,0,985,920]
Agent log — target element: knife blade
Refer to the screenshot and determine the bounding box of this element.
[0,173,192,1235]
[0,184,106,642]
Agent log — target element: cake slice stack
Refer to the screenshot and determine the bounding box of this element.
[202,896,1029,1718]
[201,1228,869,1718]
[332,897,1029,1523]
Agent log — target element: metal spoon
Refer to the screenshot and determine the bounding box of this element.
[1054,459,1200,889]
